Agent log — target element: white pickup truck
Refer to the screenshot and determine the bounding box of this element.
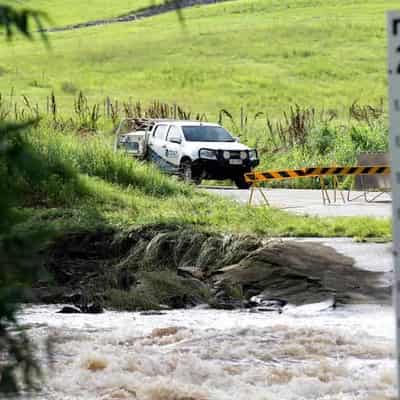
[115,118,259,189]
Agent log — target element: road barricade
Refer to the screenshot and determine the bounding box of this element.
[347,153,391,202]
[244,165,391,206]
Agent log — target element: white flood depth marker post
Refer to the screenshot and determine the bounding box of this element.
[388,11,400,398]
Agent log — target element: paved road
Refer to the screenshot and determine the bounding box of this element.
[204,187,392,218]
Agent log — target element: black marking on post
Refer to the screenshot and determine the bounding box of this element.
[393,18,400,35]
[376,167,386,174]
[320,168,330,174]
[262,173,273,179]
[246,174,256,181]
[348,167,358,174]
[295,169,306,176]
[334,167,344,174]
[278,171,290,178]
[362,167,372,174]
[305,168,316,175]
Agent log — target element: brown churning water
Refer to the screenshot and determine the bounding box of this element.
[20,304,395,400]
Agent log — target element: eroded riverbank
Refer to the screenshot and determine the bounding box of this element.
[33,225,392,313]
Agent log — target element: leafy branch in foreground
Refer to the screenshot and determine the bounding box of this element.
[0,2,49,395]
[0,120,46,395]
[0,5,48,43]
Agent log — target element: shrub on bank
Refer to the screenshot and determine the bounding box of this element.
[28,126,190,199]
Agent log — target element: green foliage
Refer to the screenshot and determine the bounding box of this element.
[0,121,46,395]
[0,5,48,42]
[0,4,48,396]
[2,120,385,240]
[31,126,190,197]
[0,90,389,191]
[256,106,388,189]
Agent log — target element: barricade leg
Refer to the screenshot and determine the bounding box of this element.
[248,185,255,206]
[333,176,346,204]
[258,186,270,206]
[347,176,365,202]
[320,178,331,205]
[364,191,386,203]
[248,184,270,206]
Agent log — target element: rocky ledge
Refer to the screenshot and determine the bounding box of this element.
[31,224,390,312]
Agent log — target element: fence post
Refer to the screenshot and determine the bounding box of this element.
[388,11,400,398]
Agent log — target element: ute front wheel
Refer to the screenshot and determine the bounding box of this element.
[181,160,202,185]
[234,174,251,190]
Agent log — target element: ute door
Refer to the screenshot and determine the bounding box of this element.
[148,124,175,172]
[165,125,183,167]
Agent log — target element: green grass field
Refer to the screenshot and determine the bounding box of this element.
[6,0,164,26]
[1,0,393,240]
[0,0,394,117]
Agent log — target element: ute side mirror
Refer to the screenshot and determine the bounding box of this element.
[234,137,240,143]
[170,137,182,144]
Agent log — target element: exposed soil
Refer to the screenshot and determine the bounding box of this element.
[32,224,391,311]
[46,0,231,33]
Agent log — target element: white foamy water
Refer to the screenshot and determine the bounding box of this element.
[19,303,396,400]
[18,240,397,399]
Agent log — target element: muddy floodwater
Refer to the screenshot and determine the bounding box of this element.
[20,240,396,400]
[21,304,395,400]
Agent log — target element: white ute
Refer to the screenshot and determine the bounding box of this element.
[115,118,259,189]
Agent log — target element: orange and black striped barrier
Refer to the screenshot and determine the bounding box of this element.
[244,165,391,206]
[244,165,390,183]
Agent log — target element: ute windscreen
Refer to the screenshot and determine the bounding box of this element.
[182,126,235,142]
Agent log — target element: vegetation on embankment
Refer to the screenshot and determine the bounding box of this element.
[2,92,389,189]
[37,225,390,312]
[7,119,390,241]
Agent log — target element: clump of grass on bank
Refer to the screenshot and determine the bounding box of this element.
[106,270,211,310]
[251,104,388,189]
[29,127,190,197]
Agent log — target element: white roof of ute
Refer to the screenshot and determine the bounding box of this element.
[155,120,220,127]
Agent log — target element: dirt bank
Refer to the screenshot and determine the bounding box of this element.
[32,224,391,311]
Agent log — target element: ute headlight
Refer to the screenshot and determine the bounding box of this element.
[223,151,230,160]
[240,151,248,160]
[199,149,217,160]
[249,150,258,160]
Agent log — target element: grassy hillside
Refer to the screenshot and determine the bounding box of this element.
[0,0,394,117]
[6,0,164,26]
